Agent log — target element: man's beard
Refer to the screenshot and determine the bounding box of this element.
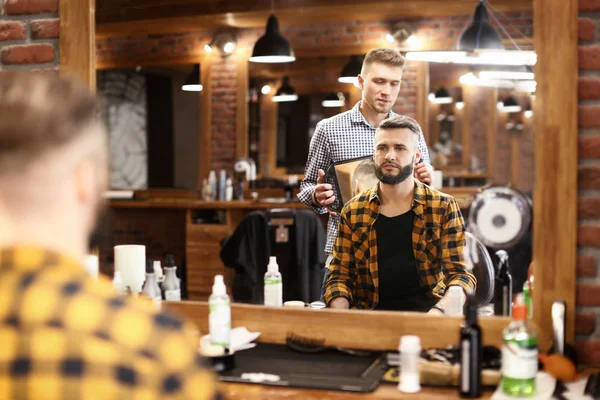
[376,161,413,185]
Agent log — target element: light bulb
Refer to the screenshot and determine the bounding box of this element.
[261,85,271,95]
[223,42,234,53]
[386,33,395,43]
[204,44,213,53]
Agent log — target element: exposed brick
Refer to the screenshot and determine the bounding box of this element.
[0,43,54,64]
[579,105,600,129]
[580,0,600,11]
[579,197,600,219]
[578,224,600,247]
[30,19,59,39]
[579,165,600,190]
[579,77,600,101]
[578,283,600,306]
[579,136,600,159]
[575,339,600,366]
[0,21,25,41]
[580,46,600,71]
[576,312,597,335]
[4,0,57,14]
[579,18,595,41]
[577,255,597,277]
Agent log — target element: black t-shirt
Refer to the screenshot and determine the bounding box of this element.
[374,210,435,312]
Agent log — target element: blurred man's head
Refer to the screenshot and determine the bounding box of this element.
[0,72,108,257]
[352,159,379,195]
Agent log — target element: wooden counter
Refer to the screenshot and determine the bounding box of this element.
[165,302,504,399]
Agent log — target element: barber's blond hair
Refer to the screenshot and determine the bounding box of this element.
[361,48,406,75]
[0,72,102,173]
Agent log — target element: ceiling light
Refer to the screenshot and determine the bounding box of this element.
[428,87,453,104]
[250,14,295,63]
[455,95,465,110]
[261,85,271,95]
[515,80,537,93]
[459,71,515,88]
[322,92,345,108]
[338,55,363,84]
[501,96,521,113]
[272,76,297,102]
[204,32,237,56]
[405,0,536,66]
[479,70,534,80]
[387,22,415,45]
[181,64,203,92]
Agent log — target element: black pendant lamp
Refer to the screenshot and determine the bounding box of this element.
[428,87,453,104]
[250,14,295,63]
[338,55,363,83]
[322,92,345,108]
[272,76,297,102]
[458,0,504,51]
[500,95,521,113]
[182,64,202,92]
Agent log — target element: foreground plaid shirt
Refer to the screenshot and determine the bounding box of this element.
[323,181,476,309]
[0,246,217,400]
[298,101,430,255]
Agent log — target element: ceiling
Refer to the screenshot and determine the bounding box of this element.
[96,0,533,38]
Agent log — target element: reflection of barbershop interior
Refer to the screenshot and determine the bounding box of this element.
[1,0,597,398]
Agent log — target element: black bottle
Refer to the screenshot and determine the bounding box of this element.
[460,299,482,398]
[493,249,512,316]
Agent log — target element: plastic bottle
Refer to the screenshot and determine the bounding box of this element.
[501,293,538,397]
[142,260,162,308]
[153,260,164,283]
[494,250,513,316]
[398,335,421,393]
[208,170,217,201]
[459,298,482,398]
[444,286,466,316]
[225,178,233,201]
[523,280,533,319]
[162,254,181,301]
[219,169,227,201]
[209,274,231,348]
[264,256,283,307]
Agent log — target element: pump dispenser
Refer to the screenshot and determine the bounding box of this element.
[162,254,181,301]
[142,259,162,307]
[494,250,512,316]
[209,275,231,348]
[264,256,283,306]
[459,298,482,398]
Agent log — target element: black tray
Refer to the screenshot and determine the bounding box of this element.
[219,342,387,393]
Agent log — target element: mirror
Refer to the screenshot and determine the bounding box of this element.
[97,63,201,191]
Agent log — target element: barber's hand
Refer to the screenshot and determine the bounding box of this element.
[313,169,338,216]
[329,297,350,309]
[415,162,434,185]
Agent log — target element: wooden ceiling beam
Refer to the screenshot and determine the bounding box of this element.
[96,0,532,38]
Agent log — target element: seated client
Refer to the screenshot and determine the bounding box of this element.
[323,115,476,313]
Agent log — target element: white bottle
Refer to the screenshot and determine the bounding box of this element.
[398,335,422,393]
[208,170,217,201]
[225,178,233,201]
[153,260,164,283]
[264,256,283,307]
[162,254,181,301]
[444,286,466,316]
[209,275,231,348]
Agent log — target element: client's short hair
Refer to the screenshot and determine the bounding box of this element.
[352,158,379,194]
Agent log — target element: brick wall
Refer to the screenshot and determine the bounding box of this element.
[96,11,533,176]
[575,1,600,366]
[0,0,59,71]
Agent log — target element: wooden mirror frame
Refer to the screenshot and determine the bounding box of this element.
[65,0,576,351]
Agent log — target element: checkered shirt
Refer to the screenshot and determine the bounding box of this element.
[0,246,218,400]
[323,181,476,309]
[297,101,431,255]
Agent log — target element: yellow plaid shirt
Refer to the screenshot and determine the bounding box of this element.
[0,246,218,400]
[324,181,476,309]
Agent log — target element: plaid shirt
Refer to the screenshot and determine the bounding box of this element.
[298,101,430,255]
[0,246,217,400]
[323,181,476,309]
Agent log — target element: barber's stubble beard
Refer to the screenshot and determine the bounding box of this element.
[376,161,414,185]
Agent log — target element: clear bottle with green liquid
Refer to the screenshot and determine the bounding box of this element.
[501,293,538,397]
